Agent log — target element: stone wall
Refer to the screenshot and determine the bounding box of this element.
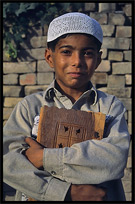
[3,3,132,201]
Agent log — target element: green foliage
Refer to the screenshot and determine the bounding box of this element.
[3,2,84,60]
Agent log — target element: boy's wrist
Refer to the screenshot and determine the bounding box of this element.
[24,137,44,169]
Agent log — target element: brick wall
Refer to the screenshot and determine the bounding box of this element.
[3,3,132,201]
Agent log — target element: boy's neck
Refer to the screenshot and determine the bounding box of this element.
[55,81,90,104]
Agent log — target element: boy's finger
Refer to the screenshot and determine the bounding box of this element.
[25,137,36,146]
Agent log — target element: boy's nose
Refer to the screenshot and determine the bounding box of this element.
[71,53,83,68]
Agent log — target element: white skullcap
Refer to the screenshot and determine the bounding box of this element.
[47,12,103,43]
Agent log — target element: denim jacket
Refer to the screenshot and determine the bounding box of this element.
[3,80,130,201]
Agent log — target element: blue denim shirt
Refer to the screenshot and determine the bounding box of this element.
[3,80,130,201]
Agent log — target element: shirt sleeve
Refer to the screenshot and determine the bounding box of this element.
[3,100,70,201]
[43,97,130,184]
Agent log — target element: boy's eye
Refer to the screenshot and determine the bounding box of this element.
[84,51,94,56]
[61,50,71,55]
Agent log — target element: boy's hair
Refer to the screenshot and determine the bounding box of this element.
[47,34,102,52]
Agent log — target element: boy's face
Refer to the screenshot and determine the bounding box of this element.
[45,34,102,93]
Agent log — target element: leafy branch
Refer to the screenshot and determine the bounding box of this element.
[3,2,84,61]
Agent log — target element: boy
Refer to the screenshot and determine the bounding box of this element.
[3,12,130,201]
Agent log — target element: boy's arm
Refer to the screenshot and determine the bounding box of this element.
[40,98,130,184]
[3,101,70,201]
[24,138,106,201]
[3,99,106,201]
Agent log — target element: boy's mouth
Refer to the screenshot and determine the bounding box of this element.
[67,72,85,78]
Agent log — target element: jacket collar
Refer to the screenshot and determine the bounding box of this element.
[43,80,97,105]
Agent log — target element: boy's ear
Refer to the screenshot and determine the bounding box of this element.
[45,48,54,68]
[95,51,102,70]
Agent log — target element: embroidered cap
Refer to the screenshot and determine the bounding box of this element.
[47,12,103,43]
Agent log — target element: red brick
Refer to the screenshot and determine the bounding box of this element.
[20,74,36,85]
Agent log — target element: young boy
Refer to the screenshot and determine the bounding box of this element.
[3,12,130,201]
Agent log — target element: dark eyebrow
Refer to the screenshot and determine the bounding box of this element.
[58,45,73,49]
[59,45,95,50]
[83,47,95,51]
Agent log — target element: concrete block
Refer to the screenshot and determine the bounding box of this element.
[128,140,132,157]
[112,62,131,74]
[19,38,31,49]
[30,36,47,48]
[119,98,132,111]
[102,37,130,50]
[124,51,131,61]
[84,3,96,11]
[107,88,131,98]
[99,3,116,12]
[90,13,107,24]
[96,60,111,72]
[125,193,132,201]
[101,48,107,59]
[107,75,125,88]
[127,156,132,168]
[3,74,18,85]
[28,26,43,36]
[123,168,132,181]
[19,35,47,49]
[116,26,131,37]
[20,74,36,85]
[3,86,22,97]
[97,87,107,93]
[3,62,36,74]
[24,85,48,95]
[128,123,132,135]
[28,48,45,60]
[129,39,132,49]
[108,51,123,61]
[125,75,132,85]
[115,38,130,50]
[123,4,132,16]
[109,13,125,25]
[43,24,49,36]
[37,60,54,72]
[3,51,12,62]
[37,73,54,85]
[124,111,128,120]
[101,25,115,36]
[18,48,45,61]
[4,97,23,108]
[3,120,7,126]
[122,180,132,193]
[91,73,107,84]
[128,111,132,123]
[3,108,14,120]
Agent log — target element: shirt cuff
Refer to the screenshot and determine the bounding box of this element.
[44,177,71,201]
[43,148,64,180]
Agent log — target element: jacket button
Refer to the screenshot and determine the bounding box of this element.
[51,171,56,175]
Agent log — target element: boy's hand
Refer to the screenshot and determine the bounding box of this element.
[70,184,106,201]
[24,137,44,169]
